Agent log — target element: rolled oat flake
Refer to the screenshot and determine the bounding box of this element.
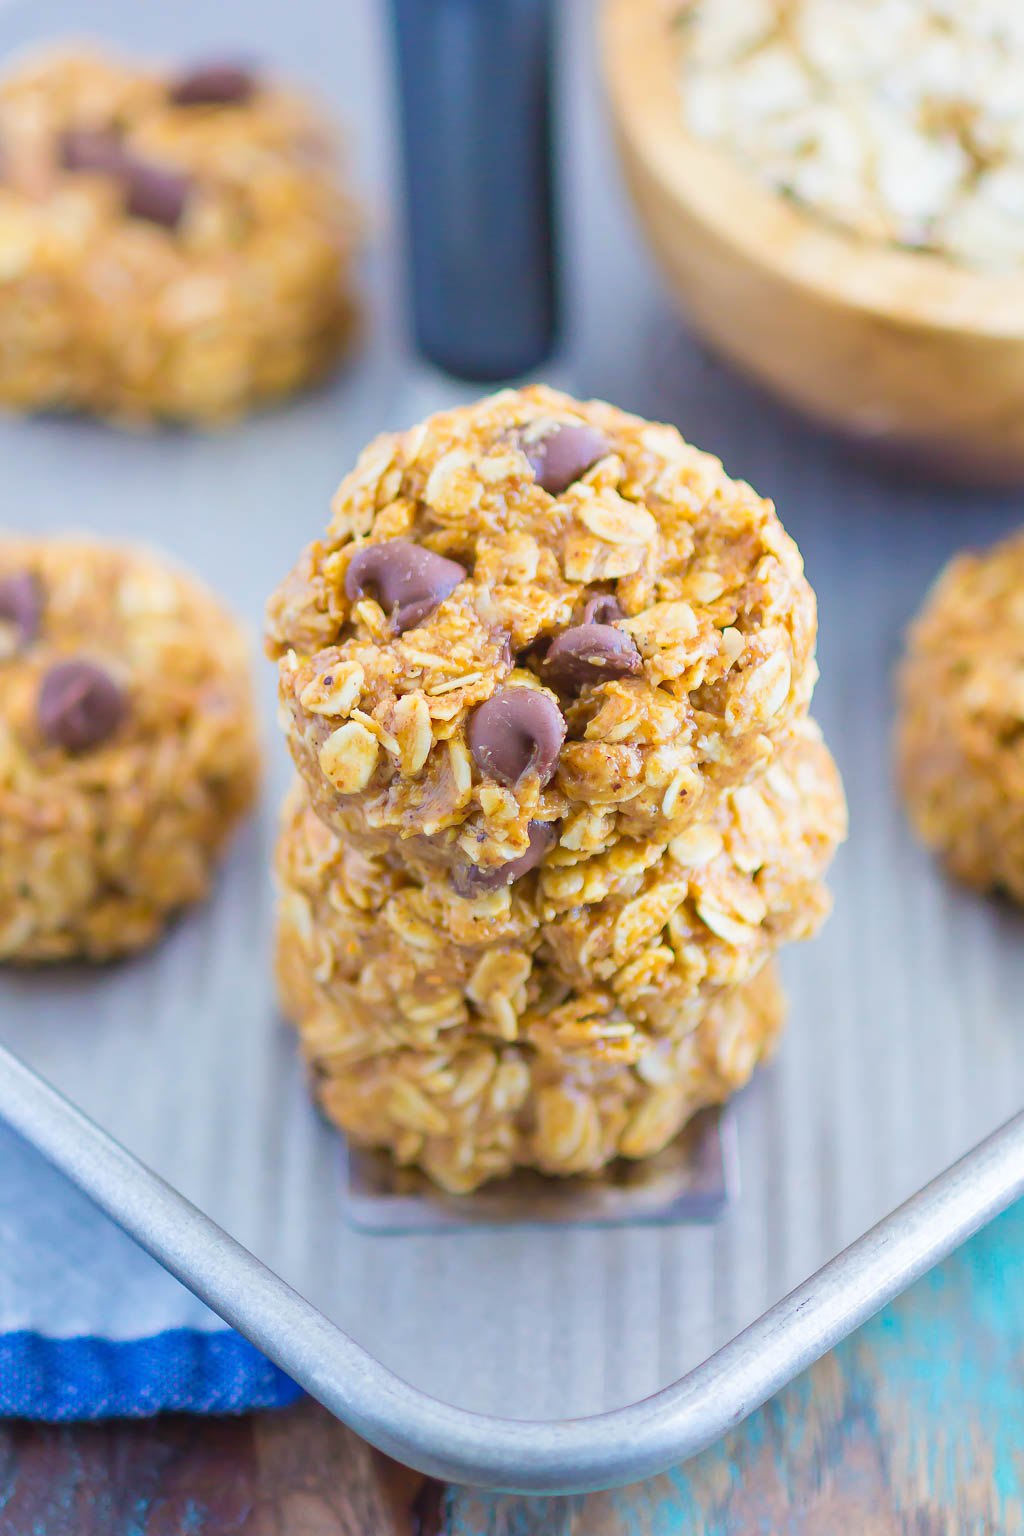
[676,0,1024,271]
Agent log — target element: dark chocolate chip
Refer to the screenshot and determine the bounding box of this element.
[38,660,125,751]
[345,539,466,634]
[59,128,191,228]
[0,572,42,650]
[59,127,124,174]
[544,624,641,693]
[169,64,255,107]
[453,821,556,896]
[121,156,192,228]
[582,593,623,626]
[524,423,608,495]
[467,687,565,788]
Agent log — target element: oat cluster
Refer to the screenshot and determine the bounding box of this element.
[0,46,360,423]
[268,387,844,1191]
[898,528,1024,899]
[676,0,1024,271]
[0,536,260,960]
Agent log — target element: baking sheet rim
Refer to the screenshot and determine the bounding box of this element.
[2,1040,1021,1494]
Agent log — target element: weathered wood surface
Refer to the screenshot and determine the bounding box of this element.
[2,1197,1021,1535]
[452,1198,1024,1534]
[0,1399,446,1536]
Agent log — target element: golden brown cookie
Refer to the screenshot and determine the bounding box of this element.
[266,386,819,892]
[0,536,260,960]
[0,45,359,423]
[898,527,1024,899]
[285,960,784,1193]
[274,717,844,1062]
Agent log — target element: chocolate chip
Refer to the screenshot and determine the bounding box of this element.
[59,127,124,174]
[59,128,191,228]
[345,539,466,634]
[0,572,42,651]
[453,821,556,896]
[582,593,623,626]
[544,624,641,693]
[169,64,255,106]
[523,423,608,495]
[467,687,565,788]
[38,660,125,752]
[121,156,192,228]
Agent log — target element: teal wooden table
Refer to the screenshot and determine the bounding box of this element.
[3,1196,1020,1534]
[448,1197,1024,1534]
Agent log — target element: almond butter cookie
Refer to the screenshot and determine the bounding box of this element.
[0,45,359,423]
[0,536,259,960]
[898,527,1024,899]
[266,385,819,892]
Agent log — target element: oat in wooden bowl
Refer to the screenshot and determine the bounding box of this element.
[602,0,1024,481]
[676,0,1024,273]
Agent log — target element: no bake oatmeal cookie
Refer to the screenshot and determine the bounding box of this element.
[275,718,844,1063]
[0,45,359,423]
[283,949,784,1193]
[266,385,818,892]
[0,536,259,960]
[898,528,1024,900]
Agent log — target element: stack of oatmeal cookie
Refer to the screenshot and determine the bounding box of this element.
[266,386,845,1192]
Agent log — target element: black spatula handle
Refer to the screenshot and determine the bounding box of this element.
[390,0,558,381]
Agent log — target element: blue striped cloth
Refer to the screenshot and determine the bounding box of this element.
[0,1331,301,1420]
[0,1121,300,1420]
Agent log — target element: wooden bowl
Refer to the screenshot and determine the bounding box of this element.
[600,0,1024,483]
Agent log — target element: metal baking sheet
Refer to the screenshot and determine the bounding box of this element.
[3,0,1024,1492]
